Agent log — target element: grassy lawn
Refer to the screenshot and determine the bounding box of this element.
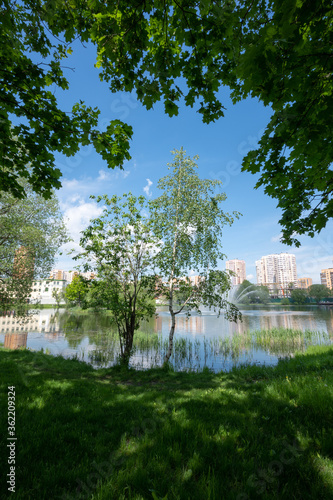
[0,345,333,499]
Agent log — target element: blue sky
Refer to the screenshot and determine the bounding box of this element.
[53,42,333,283]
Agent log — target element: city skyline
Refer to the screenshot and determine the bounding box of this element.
[49,251,330,289]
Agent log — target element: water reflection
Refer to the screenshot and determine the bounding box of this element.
[0,306,332,372]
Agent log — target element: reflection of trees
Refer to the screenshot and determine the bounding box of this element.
[59,312,118,349]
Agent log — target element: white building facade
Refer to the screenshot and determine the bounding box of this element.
[30,279,67,305]
[256,253,297,296]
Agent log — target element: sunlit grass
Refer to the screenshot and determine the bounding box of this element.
[0,345,332,499]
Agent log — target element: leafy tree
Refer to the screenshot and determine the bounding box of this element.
[290,288,308,305]
[150,148,242,363]
[64,275,89,308]
[0,179,68,312]
[74,194,159,363]
[52,288,64,308]
[308,284,331,304]
[3,1,332,246]
[280,298,290,306]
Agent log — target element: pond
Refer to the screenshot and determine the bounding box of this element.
[0,305,332,372]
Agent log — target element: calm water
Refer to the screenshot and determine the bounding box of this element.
[0,306,332,372]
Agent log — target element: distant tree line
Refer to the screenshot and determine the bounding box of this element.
[234,281,332,306]
[289,285,332,305]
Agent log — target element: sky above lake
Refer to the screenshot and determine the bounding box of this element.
[53,42,333,283]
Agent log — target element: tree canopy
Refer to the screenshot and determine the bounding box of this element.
[290,288,308,305]
[307,284,331,304]
[1,0,132,199]
[64,275,90,308]
[2,1,332,243]
[0,179,68,311]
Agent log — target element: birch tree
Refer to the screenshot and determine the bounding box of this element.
[150,148,242,363]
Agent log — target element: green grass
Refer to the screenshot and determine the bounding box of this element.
[1,345,333,499]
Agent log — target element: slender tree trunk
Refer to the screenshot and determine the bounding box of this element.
[164,156,183,365]
[164,310,176,363]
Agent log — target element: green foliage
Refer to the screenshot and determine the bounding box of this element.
[280,297,290,305]
[64,275,90,308]
[150,148,242,362]
[1,1,132,198]
[0,178,68,313]
[51,288,64,308]
[74,193,159,362]
[3,1,332,244]
[308,284,332,304]
[237,0,333,245]
[291,288,308,305]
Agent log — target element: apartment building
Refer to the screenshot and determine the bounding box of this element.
[226,259,246,286]
[320,268,333,290]
[256,253,297,295]
[297,277,313,289]
[49,270,96,283]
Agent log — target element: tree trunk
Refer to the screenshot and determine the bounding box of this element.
[164,311,176,363]
[120,328,134,366]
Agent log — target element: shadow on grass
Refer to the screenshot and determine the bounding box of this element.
[0,346,332,499]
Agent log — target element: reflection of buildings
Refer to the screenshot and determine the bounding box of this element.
[320,268,333,290]
[256,253,297,296]
[226,259,246,285]
[153,314,204,334]
[4,333,28,349]
[0,310,60,334]
[176,315,204,334]
[297,277,312,289]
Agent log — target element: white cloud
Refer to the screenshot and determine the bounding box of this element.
[246,274,254,280]
[62,179,79,190]
[271,233,282,242]
[143,178,153,197]
[97,169,110,181]
[63,201,103,243]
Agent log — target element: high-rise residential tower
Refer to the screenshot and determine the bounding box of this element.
[320,268,333,290]
[226,259,246,286]
[256,253,297,294]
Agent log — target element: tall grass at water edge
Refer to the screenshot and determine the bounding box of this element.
[88,327,332,371]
